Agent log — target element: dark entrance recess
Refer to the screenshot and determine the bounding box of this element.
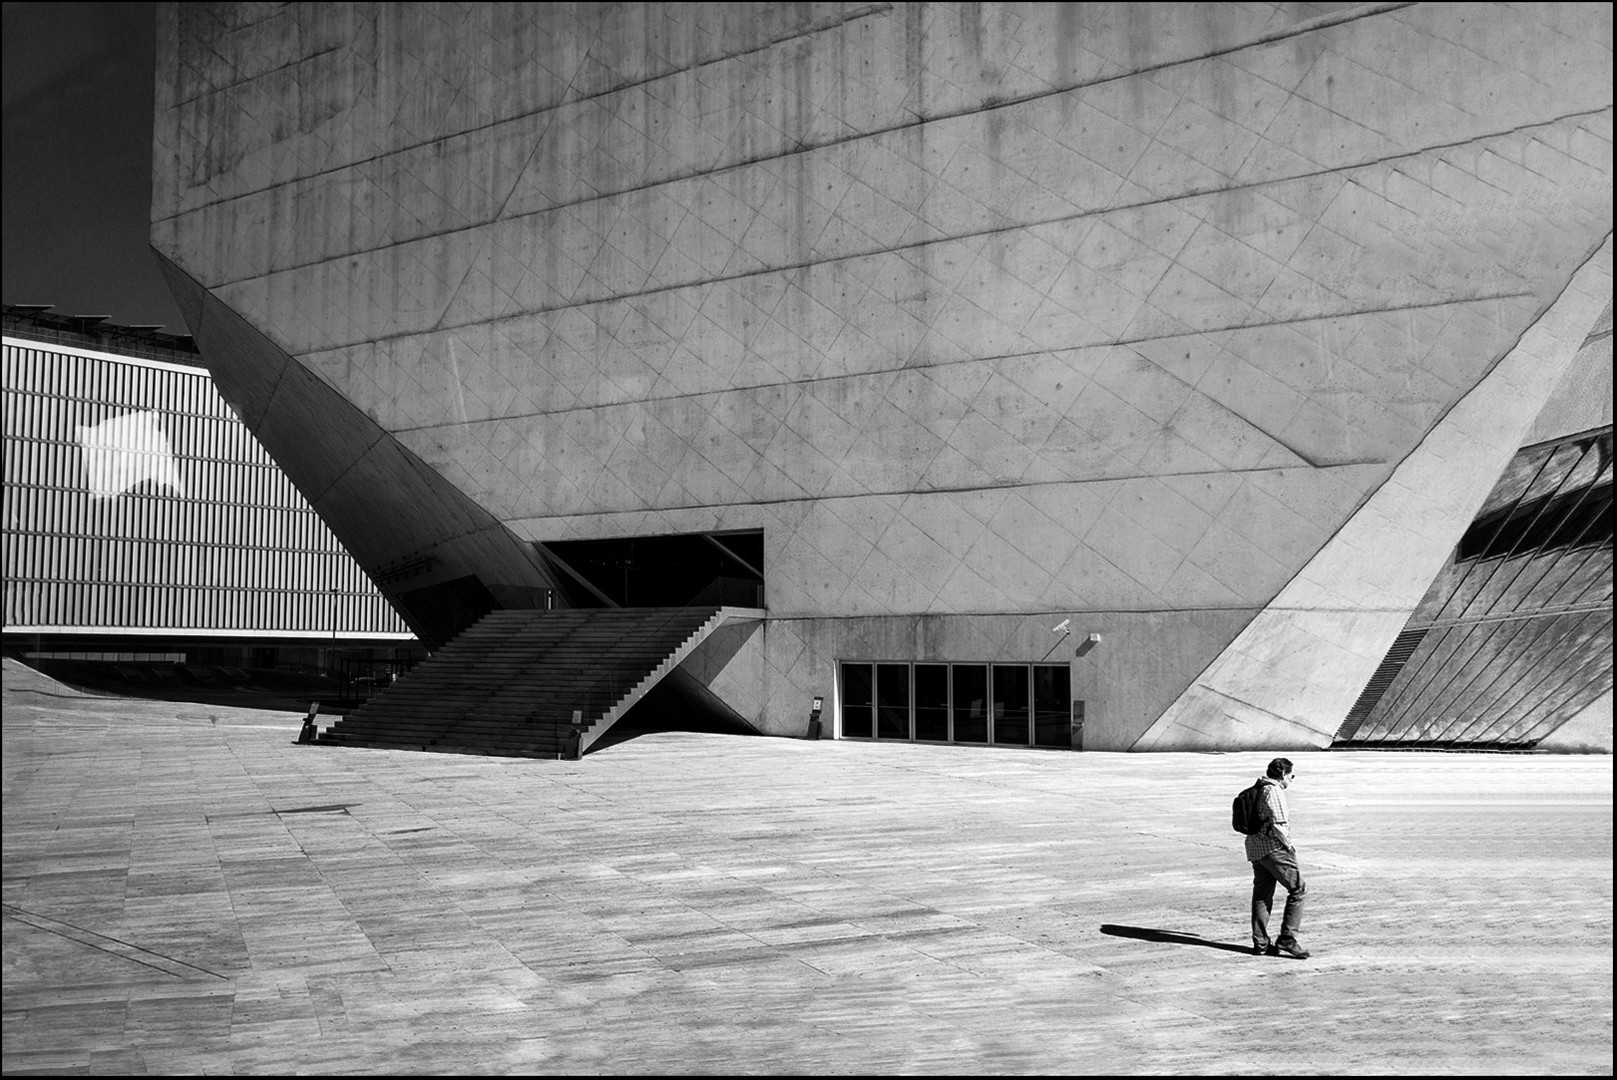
[541,530,764,609]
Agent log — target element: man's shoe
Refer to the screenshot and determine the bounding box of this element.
[1252,941,1271,956]
[1274,937,1310,959]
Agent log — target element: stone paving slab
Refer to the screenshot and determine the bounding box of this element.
[2,659,1611,1074]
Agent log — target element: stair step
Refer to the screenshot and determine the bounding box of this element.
[321,605,723,758]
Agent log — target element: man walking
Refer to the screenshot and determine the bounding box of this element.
[1248,757,1310,958]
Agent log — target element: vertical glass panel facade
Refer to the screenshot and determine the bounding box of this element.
[841,662,874,739]
[1033,664,1072,747]
[992,664,1029,745]
[914,664,949,741]
[876,663,910,739]
[841,660,1076,750]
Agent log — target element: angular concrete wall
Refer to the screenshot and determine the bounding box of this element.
[1338,417,1613,752]
[154,3,1614,745]
[156,257,564,649]
[1528,302,1614,447]
[1137,240,1612,750]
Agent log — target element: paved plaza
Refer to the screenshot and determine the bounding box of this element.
[3,659,1611,1075]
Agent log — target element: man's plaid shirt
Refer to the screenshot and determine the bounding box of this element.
[1244,778,1293,861]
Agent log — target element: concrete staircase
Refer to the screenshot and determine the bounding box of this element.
[318,606,728,758]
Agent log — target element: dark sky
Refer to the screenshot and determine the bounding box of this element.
[2,1,189,333]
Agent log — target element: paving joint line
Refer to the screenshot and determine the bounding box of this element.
[1,902,229,980]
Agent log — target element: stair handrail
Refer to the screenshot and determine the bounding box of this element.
[557,595,740,755]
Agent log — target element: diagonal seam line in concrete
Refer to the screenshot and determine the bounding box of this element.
[1,902,229,981]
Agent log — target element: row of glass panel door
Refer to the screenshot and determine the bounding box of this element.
[840,662,1075,747]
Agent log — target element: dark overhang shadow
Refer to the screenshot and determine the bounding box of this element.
[1100,924,1252,954]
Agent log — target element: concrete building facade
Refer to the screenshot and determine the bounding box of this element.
[151,3,1612,751]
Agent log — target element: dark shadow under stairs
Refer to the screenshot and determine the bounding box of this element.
[317,606,726,758]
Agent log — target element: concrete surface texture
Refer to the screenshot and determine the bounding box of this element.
[3,659,1611,1074]
[149,3,1615,748]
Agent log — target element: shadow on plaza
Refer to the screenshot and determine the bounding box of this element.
[10,656,348,715]
[1100,924,1253,955]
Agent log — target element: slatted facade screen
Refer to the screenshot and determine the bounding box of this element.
[3,337,411,639]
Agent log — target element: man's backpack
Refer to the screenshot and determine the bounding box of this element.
[1231,780,1268,835]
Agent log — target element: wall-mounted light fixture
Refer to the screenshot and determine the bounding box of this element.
[1075,632,1101,659]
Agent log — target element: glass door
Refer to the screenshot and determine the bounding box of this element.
[952,664,988,743]
[841,662,873,738]
[915,664,950,741]
[876,663,911,739]
[992,664,1030,745]
[1033,664,1072,747]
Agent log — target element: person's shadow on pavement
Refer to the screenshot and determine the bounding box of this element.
[1099,924,1252,954]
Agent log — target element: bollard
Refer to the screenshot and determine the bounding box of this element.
[564,709,582,760]
[297,702,321,744]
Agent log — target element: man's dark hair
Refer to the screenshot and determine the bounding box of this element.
[1266,757,1294,780]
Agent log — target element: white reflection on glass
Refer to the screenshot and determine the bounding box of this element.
[76,411,186,499]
